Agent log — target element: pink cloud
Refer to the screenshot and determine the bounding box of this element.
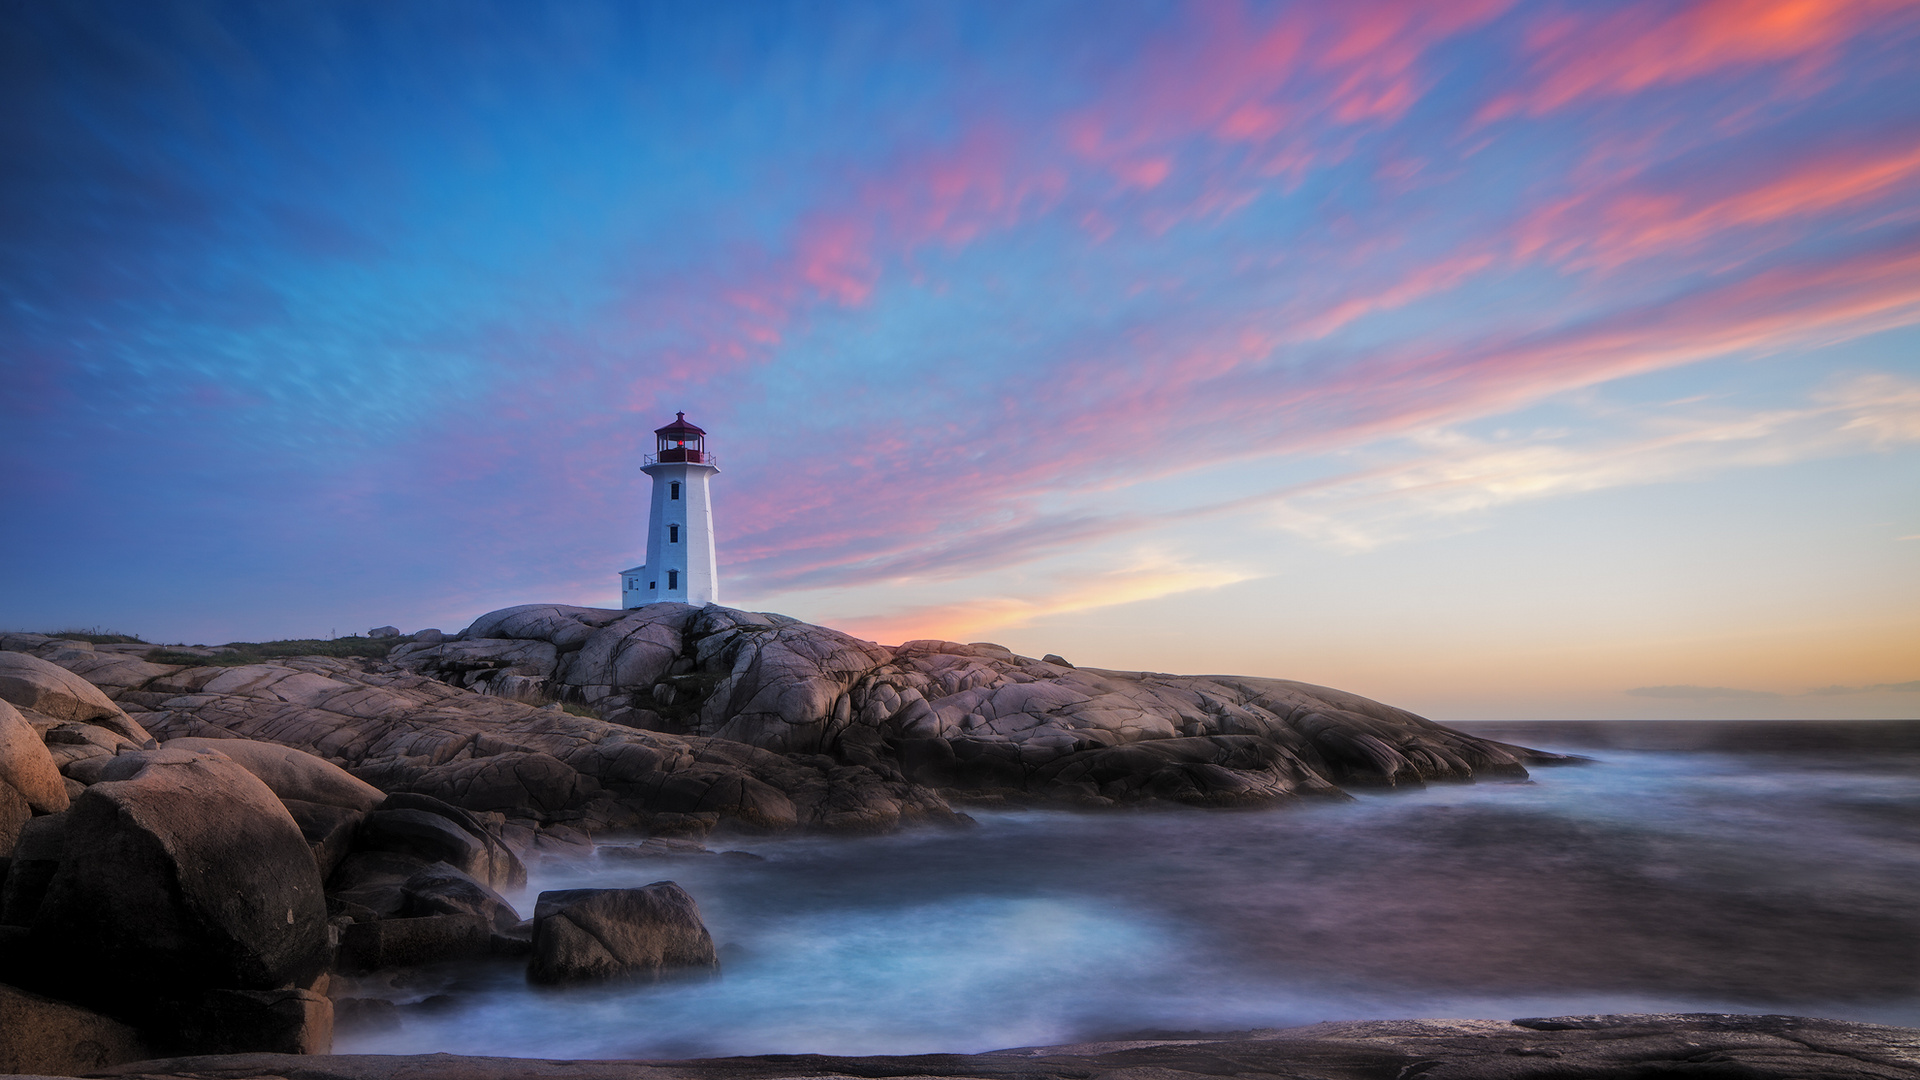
[1517,135,1920,269]
[1482,0,1919,119]
[723,237,1920,595]
[796,217,877,306]
[1294,252,1498,339]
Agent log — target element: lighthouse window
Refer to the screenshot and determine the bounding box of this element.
[671,482,680,500]
[668,570,679,590]
[669,524,679,543]
[649,581,656,590]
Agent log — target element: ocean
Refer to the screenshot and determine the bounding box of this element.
[335,719,1920,1059]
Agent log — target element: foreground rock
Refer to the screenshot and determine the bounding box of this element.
[0,981,148,1075]
[85,1014,1920,1079]
[527,882,718,985]
[11,749,331,1056]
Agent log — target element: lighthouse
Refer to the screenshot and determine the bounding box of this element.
[619,412,720,608]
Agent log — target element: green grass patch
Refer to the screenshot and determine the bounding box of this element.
[43,630,148,645]
[145,636,399,667]
[560,700,600,718]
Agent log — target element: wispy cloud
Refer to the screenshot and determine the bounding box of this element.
[1262,372,1920,551]
[1626,684,1782,700]
[1805,680,1920,695]
[1517,135,1920,271]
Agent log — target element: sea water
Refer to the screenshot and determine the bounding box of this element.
[336,720,1920,1059]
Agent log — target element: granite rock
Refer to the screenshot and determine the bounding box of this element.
[6,605,1570,833]
[0,981,149,1075]
[526,882,718,985]
[29,751,330,1012]
[0,699,68,817]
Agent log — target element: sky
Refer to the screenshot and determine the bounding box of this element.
[3,0,1917,721]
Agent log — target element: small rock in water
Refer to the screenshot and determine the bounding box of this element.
[526,882,718,986]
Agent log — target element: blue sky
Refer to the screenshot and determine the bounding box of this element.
[4,0,1917,718]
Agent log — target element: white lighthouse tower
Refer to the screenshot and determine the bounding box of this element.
[619,412,720,608]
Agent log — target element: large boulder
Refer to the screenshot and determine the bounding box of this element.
[526,882,718,985]
[161,736,384,811]
[29,750,330,1021]
[0,981,148,1075]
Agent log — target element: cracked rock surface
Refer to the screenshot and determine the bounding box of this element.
[392,603,1575,814]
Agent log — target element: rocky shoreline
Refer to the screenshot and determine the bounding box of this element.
[4,601,1592,1071]
[71,1014,1920,1079]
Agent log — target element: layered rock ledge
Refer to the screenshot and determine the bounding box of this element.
[3,603,1574,840]
[84,1014,1920,1080]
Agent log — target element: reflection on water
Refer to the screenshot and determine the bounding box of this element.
[338,721,1920,1059]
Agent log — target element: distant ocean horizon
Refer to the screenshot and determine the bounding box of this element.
[337,718,1920,1060]
[1449,717,1920,754]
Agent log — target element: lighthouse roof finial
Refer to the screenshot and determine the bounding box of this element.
[654,411,707,436]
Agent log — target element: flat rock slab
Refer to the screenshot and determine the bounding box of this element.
[81,1015,1920,1079]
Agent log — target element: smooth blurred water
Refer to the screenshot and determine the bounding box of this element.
[336,722,1920,1059]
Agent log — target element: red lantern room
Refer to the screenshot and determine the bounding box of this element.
[652,412,709,464]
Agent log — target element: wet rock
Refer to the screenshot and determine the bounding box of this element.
[337,914,492,973]
[527,882,718,985]
[400,862,524,935]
